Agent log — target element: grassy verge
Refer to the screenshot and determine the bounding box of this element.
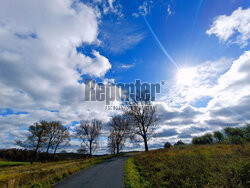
[0,155,113,188]
[124,158,140,188]
[125,143,250,187]
[124,157,150,188]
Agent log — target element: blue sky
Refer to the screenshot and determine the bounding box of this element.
[0,0,250,154]
[80,0,249,84]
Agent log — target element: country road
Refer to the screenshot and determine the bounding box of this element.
[53,155,131,188]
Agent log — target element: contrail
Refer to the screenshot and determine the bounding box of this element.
[143,16,179,68]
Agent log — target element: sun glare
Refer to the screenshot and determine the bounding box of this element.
[177,68,197,86]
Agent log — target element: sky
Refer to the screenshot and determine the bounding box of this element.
[0,0,250,154]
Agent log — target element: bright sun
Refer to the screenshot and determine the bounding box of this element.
[177,67,197,86]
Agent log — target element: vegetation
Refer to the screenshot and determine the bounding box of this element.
[125,143,250,187]
[124,92,159,151]
[75,119,102,156]
[15,120,70,163]
[107,115,130,154]
[192,125,250,145]
[0,161,30,168]
[164,142,172,149]
[124,158,143,188]
[174,140,185,146]
[0,148,88,162]
[0,155,113,188]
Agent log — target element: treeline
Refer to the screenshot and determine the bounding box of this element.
[12,121,70,163]
[0,148,86,162]
[164,125,250,149]
[1,95,159,163]
[192,125,250,145]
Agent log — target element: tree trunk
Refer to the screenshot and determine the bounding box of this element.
[117,143,120,154]
[31,143,39,164]
[89,141,92,156]
[142,124,148,151]
[53,144,59,160]
[46,139,52,154]
[143,137,148,151]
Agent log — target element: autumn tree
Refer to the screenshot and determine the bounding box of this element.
[75,119,102,156]
[107,115,130,154]
[44,121,61,154]
[124,91,159,151]
[16,120,48,163]
[51,125,70,158]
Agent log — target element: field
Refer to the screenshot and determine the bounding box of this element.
[125,143,250,187]
[0,161,30,168]
[0,155,113,188]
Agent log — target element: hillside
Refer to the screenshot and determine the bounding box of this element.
[125,143,250,187]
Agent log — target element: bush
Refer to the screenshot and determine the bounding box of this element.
[213,131,224,142]
[224,126,249,144]
[174,140,185,146]
[243,124,250,141]
[192,133,213,145]
[164,142,172,149]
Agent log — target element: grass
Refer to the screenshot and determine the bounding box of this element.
[124,143,250,187]
[124,158,141,188]
[0,155,114,188]
[0,161,30,168]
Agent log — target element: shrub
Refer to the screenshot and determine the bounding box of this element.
[224,127,246,144]
[213,131,224,142]
[192,133,213,145]
[164,142,172,149]
[243,124,250,141]
[174,140,185,146]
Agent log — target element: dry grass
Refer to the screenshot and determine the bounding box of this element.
[0,155,113,188]
[125,143,250,187]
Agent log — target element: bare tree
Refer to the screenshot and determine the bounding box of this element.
[107,115,130,154]
[75,119,102,156]
[107,133,116,154]
[124,92,159,151]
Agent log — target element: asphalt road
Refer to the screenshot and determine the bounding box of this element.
[53,155,131,188]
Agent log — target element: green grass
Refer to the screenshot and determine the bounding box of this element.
[124,143,250,187]
[0,161,30,168]
[0,155,114,188]
[124,158,141,188]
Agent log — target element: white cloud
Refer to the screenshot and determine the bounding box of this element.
[76,50,112,77]
[167,5,172,16]
[138,0,153,16]
[99,22,145,54]
[0,0,116,152]
[206,51,250,120]
[155,51,250,146]
[121,64,134,69]
[206,7,250,47]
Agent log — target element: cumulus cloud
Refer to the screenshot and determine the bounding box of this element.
[206,7,250,47]
[154,51,250,145]
[0,0,116,152]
